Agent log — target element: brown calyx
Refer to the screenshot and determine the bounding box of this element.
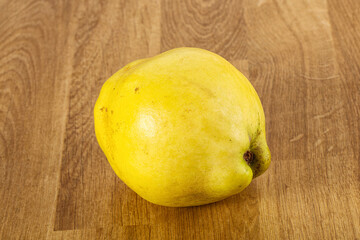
[243,151,254,165]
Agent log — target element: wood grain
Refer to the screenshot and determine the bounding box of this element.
[0,0,359,239]
[54,0,160,231]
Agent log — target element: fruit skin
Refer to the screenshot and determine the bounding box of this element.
[94,48,271,207]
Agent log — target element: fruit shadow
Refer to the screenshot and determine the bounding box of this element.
[144,183,260,228]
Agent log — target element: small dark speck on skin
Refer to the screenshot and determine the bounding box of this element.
[113,87,115,90]
[100,107,107,112]
[111,110,114,114]
[229,138,232,142]
[135,87,140,93]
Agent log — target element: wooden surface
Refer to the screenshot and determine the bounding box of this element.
[1,0,359,239]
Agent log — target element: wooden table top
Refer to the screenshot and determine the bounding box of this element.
[1,0,359,239]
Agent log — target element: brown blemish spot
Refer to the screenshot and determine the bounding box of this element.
[100,107,108,112]
[123,65,131,72]
[135,87,140,93]
[243,151,254,165]
[189,81,215,98]
[111,110,114,114]
[229,138,232,142]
